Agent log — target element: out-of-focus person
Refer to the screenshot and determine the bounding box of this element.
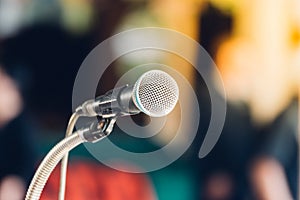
[0,67,36,200]
[193,4,259,199]
[197,35,258,200]
[250,98,298,200]
[249,48,299,200]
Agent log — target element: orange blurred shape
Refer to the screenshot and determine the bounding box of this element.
[40,161,156,200]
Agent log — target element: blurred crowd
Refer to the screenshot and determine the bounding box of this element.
[0,0,299,200]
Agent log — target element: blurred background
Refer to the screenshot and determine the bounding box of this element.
[0,0,299,200]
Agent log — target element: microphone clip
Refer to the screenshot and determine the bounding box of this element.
[78,117,117,143]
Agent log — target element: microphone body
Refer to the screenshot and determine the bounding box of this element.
[76,70,179,118]
[77,85,140,118]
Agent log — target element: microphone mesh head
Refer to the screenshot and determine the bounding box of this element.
[132,70,179,117]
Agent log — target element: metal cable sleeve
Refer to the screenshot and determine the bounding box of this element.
[59,113,80,200]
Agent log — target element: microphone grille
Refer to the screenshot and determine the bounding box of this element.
[133,70,179,117]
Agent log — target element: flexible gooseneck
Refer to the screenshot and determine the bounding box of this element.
[25,133,84,200]
[25,118,116,200]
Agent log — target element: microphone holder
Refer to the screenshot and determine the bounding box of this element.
[25,117,116,200]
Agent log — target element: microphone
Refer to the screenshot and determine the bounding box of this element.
[25,70,179,200]
[76,70,179,118]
